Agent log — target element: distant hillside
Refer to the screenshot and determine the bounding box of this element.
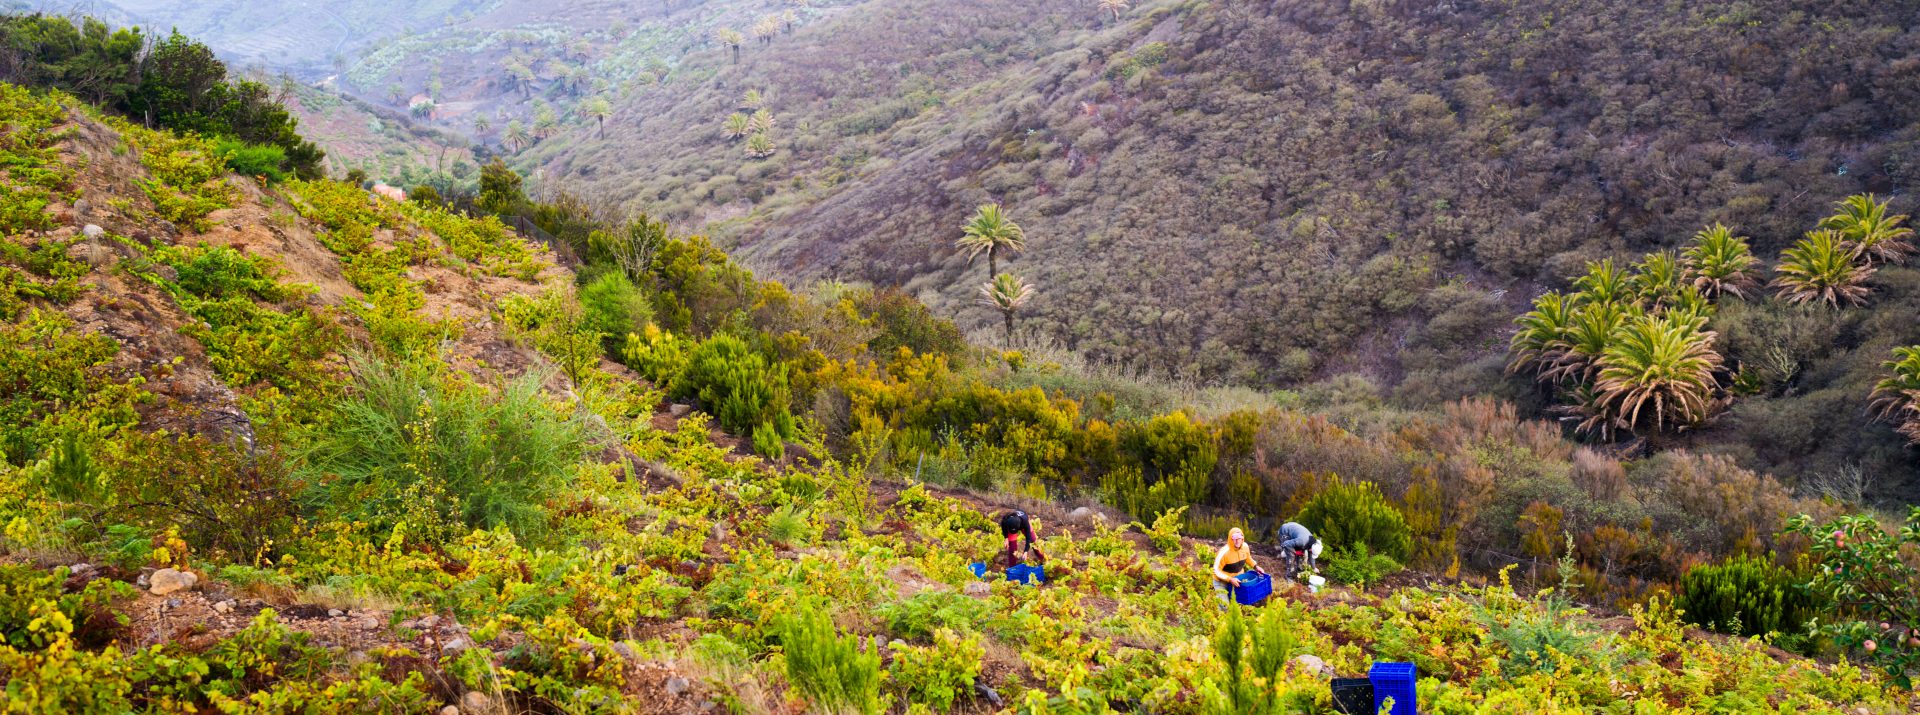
[510,0,1918,386]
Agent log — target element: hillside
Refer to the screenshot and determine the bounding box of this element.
[1,83,1915,712]
[518,0,1920,384]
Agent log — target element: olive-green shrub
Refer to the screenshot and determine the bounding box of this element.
[676,333,796,440]
[1295,477,1413,563]
[1675,553,1818,640]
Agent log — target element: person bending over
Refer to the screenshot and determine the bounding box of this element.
[999,510,1046,568]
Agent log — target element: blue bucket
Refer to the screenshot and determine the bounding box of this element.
[1007,563,1046,584]
[968,562,988,579]
[1233,572,1272,605]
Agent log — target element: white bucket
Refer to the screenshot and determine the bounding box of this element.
[1307,575,1327,593]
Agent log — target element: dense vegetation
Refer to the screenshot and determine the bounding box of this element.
[3,10,1920,712]
[0,14,323,179]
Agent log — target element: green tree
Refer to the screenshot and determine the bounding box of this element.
[1772,229,1872,307]
[477,158,526,216]
[741,88,765,110]
[749,108,775,134]
[1681,223,1759,300]
[977,272,1035,345]
[1572,258,1632,306]
[1508,291,1578,378]
[957,203,1026,279]
[1590,313,1722,435]
[1785,508,1920,689]
[1821,193,1915,266]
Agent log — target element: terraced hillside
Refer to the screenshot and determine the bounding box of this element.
[3,83,1914,712]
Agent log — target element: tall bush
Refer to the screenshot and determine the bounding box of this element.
[778,605,883,715]
[296,357,592,545]
[1294,477,1413,563]
[676,334,796,441]
[1674,554,1817,642]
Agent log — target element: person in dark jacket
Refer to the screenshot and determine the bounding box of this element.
[1277,521,1320,576]
[999,510,1046,569]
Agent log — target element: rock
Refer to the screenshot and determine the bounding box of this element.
[668,403,692,417]
[665,676,690,696]
[460,691,493,715]
[148,568,197,595]
[328,609,344,618]
[1067,506,1099,524]
[422,614,441,628]
[360,617,380,630]
[72,199,89,217]
[212,600,234,614]
[69,562,94,576]
[710,520,729,544]
[976,681,1004,707]
[610,641,635,662]
[963,581,992,598]
[136,570,152,588]
[155,264,178,281]
[1290,654,1335,678]
[346,650,371,667]
[82,223,104,239]
[438,706,460,715]
[443,638,468,655]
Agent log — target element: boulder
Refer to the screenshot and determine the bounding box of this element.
[963,581,992,598]
[1067,506,1101,524]
[148,568,197,595]
[668,403,692,418]
[438,706,460,715]
[82,223,104,239]
[665,676,690,697]
[1290,654,1335,678]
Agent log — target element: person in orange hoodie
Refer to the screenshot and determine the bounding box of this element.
[1212,527,1266,602]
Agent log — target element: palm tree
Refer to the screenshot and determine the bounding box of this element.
[781,9,798,34]
[1591,313,1723,436]
[957,203,1026,278]
[1508,291,1578,378]
[472,115,492,135]
[1869,347,1920,444]
[714,28,745,64]
[583,97,613,138]
[979,273,1037,345]
[723,113,751,140]
[745,133,776,158]
[1573,258,1632,306]
[1773,229,1873,307]
[749,108,775,134]
[532,104,559,139]
[1546,299,1639,384]
[1097,0,1130,22]
[753,16,780,45]
[1631,251,1683,308]
[1681,223,1759,300]
[741,88,765,110]
[1822,193,1915,266]
[503,59,535,98]
[503,120,531,152]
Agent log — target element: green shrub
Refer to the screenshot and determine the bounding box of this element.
[0,564,136,651]
[752,420,786,460]
[890,628,983,711]
[1295,477,1413,563]
[777,605,883,715]
[1324,543,1402,591]
[296,357,592,545]
[878,589,989,641]
[579,271,652,344]
[213,138,286,182]
[1674,553,1818,642]
[620,324,690,386]
[676,334,795,439]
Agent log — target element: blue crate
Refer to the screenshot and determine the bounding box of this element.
[1232,572,1272,605]
[1369,661,1418,715]
[1007,563,1046,584]
[968,562,988,579]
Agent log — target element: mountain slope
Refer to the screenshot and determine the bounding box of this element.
[527,0,1919,387]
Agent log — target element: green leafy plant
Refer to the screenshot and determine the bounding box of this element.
[676,333,796,440]
[1325,543,1402,592]
[889,627,983,711]
[1786,508,1920,689]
